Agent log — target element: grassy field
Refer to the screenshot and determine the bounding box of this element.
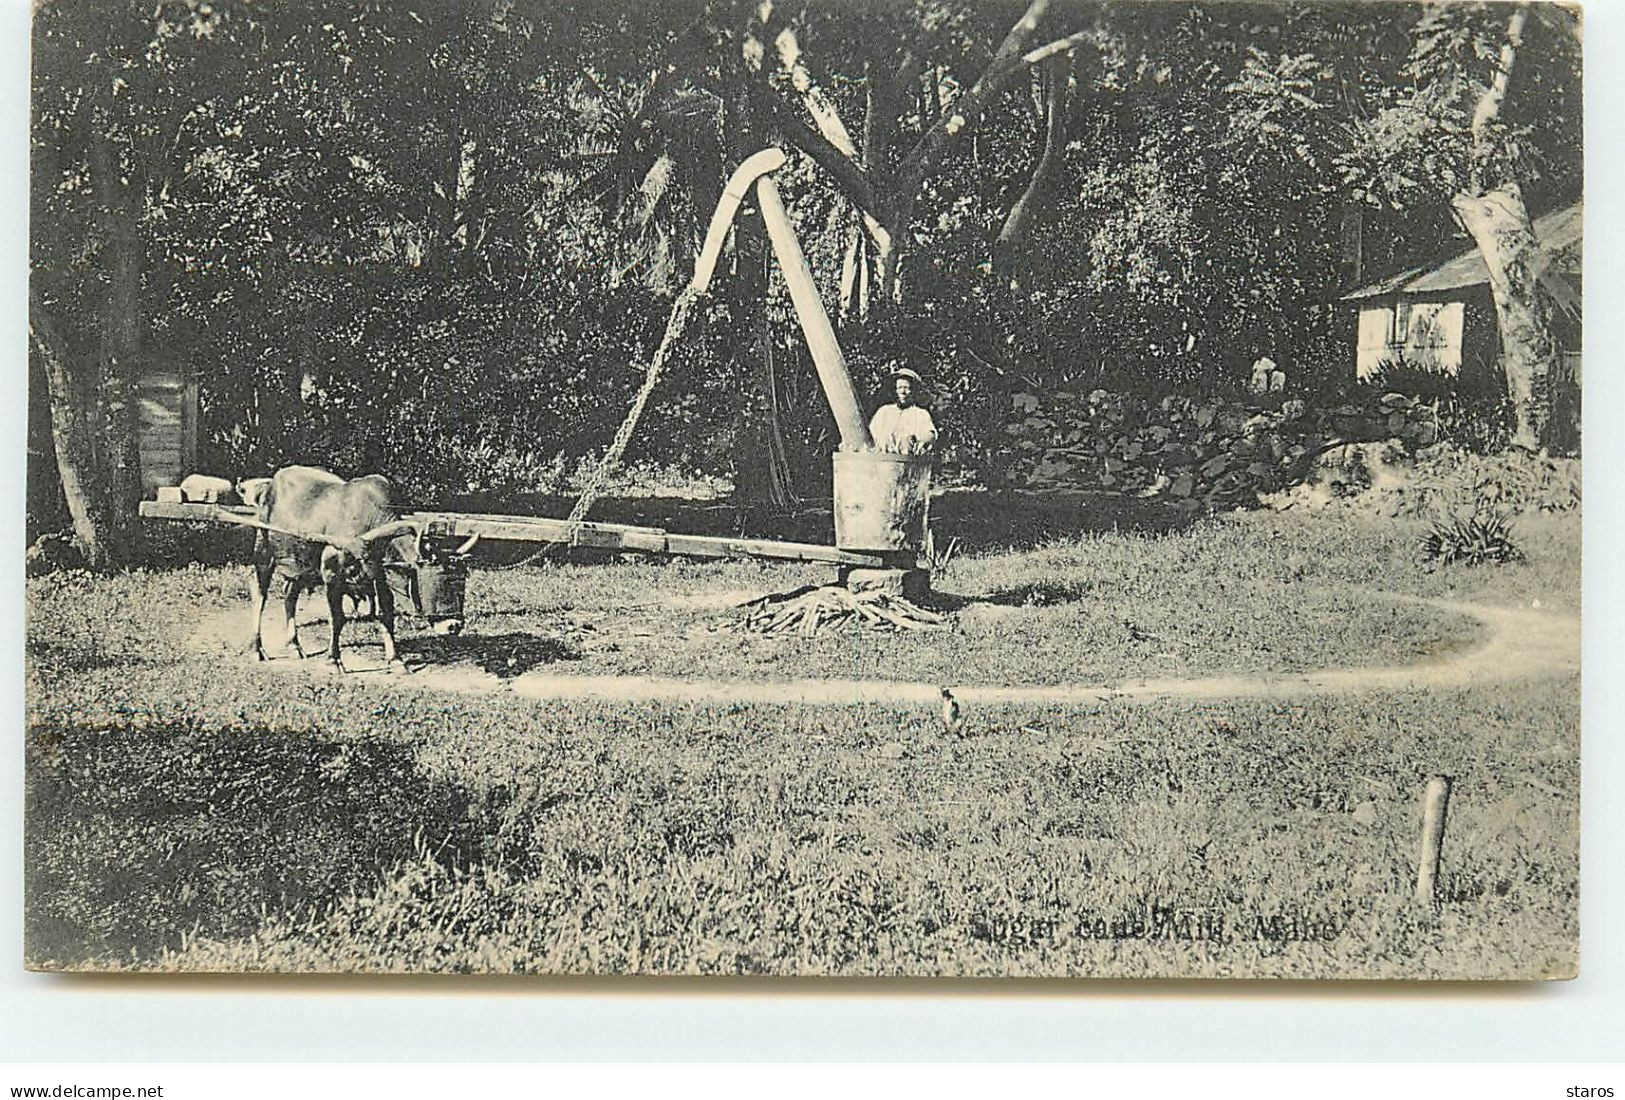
[24,503,1580,978]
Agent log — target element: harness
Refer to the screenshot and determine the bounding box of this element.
[212,507,465,620]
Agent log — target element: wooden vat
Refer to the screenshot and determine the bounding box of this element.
[832,451,932,553]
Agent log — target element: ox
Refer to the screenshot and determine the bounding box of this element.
[236,476,272,510]
[248,465,477,672]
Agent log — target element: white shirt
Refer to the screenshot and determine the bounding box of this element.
[1250,356,1277,394]
[869,404,938,453]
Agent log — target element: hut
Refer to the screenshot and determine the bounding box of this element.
[1341,202,1582,388]
[135,367,199,492]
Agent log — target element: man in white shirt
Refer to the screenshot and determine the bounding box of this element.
[1249,355,1276,394]
[868,367,938,454]
[1250,354,1287,395]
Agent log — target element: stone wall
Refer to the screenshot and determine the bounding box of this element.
[999,389,1442,510]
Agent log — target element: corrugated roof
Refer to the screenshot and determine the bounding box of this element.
[1343,202,1582,301]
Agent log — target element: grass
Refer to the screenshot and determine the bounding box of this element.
[57,507,1573,691]
[26,687,1578,978]
[23,504,1581,978]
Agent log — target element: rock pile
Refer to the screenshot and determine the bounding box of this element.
[999,389,1444,511]
[1266,443,1581,518]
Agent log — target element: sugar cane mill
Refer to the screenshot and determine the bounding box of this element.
[140,147,949,658]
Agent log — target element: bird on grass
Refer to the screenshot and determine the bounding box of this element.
[940,687,965,737]
[1121,617,1160,644]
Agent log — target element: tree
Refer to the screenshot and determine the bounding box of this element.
[28,287,118,565]
[29,0,193,565]
[28,0,1583,537]
[738,0,1106,314]
[1445,5,1576,451]
[560,0,1129,488]
[1315,2,1580,449]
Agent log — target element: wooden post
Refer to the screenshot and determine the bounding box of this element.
[182,376,200,476]
[1415,775,1453,904]
[755,174,873,452]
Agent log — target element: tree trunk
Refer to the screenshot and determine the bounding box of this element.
[753,316,799,509]
[726,91,798,509]
[91,129,146,557]
[839,215,871,321]
[255,257,303,466]
[444,129,464,258]
[1452,185,1560,451]
[442,8,466,269]
[730,202,799,509]
[995,56,1069,283]
[839,203,897,317]
[875,203,909,311]
[29,291,119,568]
[1453,7,1559,451]
[291,281,318,460]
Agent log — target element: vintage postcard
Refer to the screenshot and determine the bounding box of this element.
[24,0,1581,978]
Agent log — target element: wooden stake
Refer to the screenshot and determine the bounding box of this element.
[1415,775,1453,904]
[755,174,873,451]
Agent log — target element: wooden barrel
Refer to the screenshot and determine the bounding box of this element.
[832,451,932,552]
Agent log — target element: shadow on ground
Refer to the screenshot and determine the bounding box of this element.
[397,630,582,678]
[983,579,1098,607]
[25,722,487,966]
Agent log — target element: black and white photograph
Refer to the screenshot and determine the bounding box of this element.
[23,0,1583,981]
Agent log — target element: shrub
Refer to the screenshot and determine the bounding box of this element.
[1420,509,1526,566]
[397,435,569,503]
[1363,355,1514,455]
[1365,357,1461,402]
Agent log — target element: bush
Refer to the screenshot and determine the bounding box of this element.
[394,435,569,503]
[1364,357,1462,402]
[1422,393,1513,454]
[1420,509,1525,566]
[1362,356,1515,455]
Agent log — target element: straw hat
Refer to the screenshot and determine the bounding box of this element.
[890,367,925,387]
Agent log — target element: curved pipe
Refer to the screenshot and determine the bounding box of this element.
[690,147,787,296]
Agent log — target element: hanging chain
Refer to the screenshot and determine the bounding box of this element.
[500,284,703,568]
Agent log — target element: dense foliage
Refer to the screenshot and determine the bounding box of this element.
[29,0,1582,533]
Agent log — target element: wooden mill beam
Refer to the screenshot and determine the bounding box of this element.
[139,501,887,568]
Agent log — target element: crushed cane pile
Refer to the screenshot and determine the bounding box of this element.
[732,585,947,635]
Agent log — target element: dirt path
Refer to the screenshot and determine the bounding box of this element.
[220,595,1578,708]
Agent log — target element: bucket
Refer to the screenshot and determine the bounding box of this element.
[415,560,467,620]
[385,559,467,620]
[832,450,933,553]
